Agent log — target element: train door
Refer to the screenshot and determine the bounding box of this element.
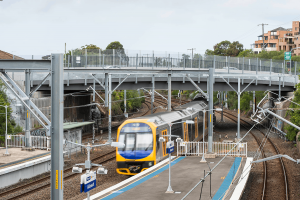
[195,117,198,139]
[183,122,188,141]
[162,129,168,157]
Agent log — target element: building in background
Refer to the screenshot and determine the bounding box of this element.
[0,50,23,59]
[252,21,300,55]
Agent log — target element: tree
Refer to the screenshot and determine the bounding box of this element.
[106,41,124,50]
[285,82,300,141]
[0,81,23,145]
[65,44,101,56]
[205,40,244,57]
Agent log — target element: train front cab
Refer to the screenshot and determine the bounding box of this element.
[116,119,157,175]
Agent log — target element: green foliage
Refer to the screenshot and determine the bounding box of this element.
[106,41,124,50]
[205,40,244,57]
[225,91,266,112]
[0,81,24,144]
[285,83,300,141]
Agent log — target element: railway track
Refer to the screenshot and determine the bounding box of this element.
[1,100,160,199]
[0,151,116,200]
[217,110,288,200]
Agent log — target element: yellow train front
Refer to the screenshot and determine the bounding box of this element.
[116,100,211,175]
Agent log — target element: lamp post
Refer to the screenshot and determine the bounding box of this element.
[1,105,10,156]
[186,107,222,163]
[159,120,194,193]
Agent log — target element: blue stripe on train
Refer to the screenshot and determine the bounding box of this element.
[118,150,153,159]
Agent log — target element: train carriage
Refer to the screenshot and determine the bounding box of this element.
[116,100,213,175]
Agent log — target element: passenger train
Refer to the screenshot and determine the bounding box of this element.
[116,96,216,175]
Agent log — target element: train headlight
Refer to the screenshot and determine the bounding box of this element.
[148,162,153,167]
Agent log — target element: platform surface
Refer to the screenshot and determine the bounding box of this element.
[0,148,50,169]
[94,156,246,200]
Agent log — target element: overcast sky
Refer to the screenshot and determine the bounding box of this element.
[1,0,300,56]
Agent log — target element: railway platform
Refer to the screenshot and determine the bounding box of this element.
[88,156,252,200]
[0,148,50,188]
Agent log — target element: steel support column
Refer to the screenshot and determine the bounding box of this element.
[208,68,214,153]
[168,74,171,112]
[105,73,108,107]
[151,75,155,114]
[279,77,281,101]
[108,74,112,143]
[253,91,255,114]
[221,91,224,122]
[93,79,95,101]
[237,78,241,139]
[124,90,127,113]
[25,70,31,147]
[50,54,64,200]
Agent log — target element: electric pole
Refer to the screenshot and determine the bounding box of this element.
[258,23,268,51]
[187,48,196,59]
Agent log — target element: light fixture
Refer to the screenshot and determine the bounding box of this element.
[216,108,222,111]
[176,138,183,143]
[97,167,108,174]
[185,120,194,124]
[159,137,166,142]
[111,142,125,148]
[72,166,82,173]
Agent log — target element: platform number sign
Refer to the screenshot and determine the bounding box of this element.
[80,171,96,193]
[284,52,291,60]
[166,141,174,154]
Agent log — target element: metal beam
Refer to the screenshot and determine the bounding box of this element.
[208,68,214,153]
[264,109,300,131]
[108,74,112,142]
[50,54,64,200]
[2,73,51,125]
[186,75,208,99]
[29,73,51,97]
[241,79,255,93]
[237,78,240,139]
[111,74,130,93]
[90,74,105,89]
[0,59,51,71]
[222,77,237,93]
[105,73,108,107]
[0,73,49,130]
[25,70,31,147]
[251,154,300,164]
[168,74,171,111]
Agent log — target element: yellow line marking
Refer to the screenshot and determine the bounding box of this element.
[210,114,211,122]
[221,176,225,179]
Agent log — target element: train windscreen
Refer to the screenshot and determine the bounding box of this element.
[118,123,153,152]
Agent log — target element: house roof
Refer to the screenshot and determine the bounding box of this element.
[270,27,289,32]
[0,50,23,60]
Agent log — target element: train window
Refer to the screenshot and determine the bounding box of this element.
[162,129,168,156]
[195,117,198,138]
[183,123,188,141]
[136,133,153,151]
[125,134,135,151]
